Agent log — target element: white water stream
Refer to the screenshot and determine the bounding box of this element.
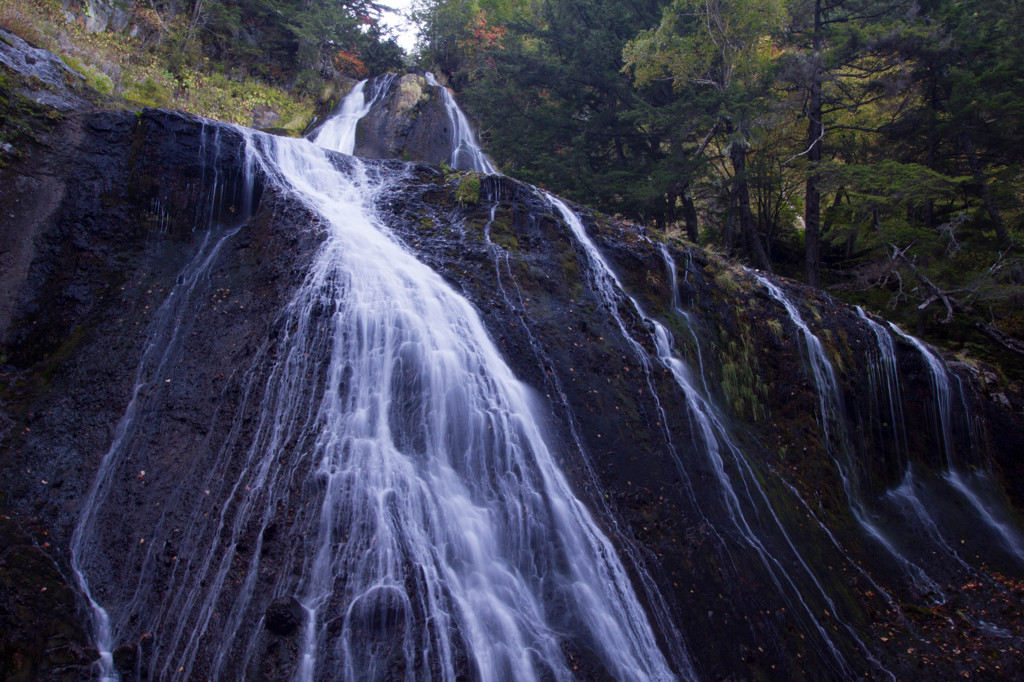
[887,323,1024,563]
[312,75,396,155]
[68,123,249,681]
[544,198,892,678]
[66,71,1022,682]
[855,307,908,459]
[424,72,497,174]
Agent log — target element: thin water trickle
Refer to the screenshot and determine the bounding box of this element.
[887,323,957,464]
[424,73,497,174]
[546,197,890,679]
[886,323,1024,562]
[753,274,947,601]
[481,190,694,675]
[751,272,843,450]
[855,307,908,460]
[658,243,708,394]
[70,223,243,681]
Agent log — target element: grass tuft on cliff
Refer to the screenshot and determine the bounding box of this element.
[0,0,330,132]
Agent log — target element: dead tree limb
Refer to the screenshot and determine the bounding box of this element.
[888,244,972,323]
[975,321,1024,356]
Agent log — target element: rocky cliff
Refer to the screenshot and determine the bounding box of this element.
[3,42,1024,681]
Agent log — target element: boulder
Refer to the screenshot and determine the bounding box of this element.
[353,73,457,165]
[265,597,305,637]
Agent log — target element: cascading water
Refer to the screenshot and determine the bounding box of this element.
[544,197,891,679]
[70,82,680,681]
[886,323,961,465]
[312,75,396,155]
[47,68,1024,682]
[757,275,1024,598]
[423,73,497,174]
[851,311,955,600]
[750,273,845,451]
[855,307,908,460]
[658,244,709,394]
[69,222,244,680]
[752,274,956,602]
[2,49,1020,679]
[478,188,695,678]
[887,323,1024,563]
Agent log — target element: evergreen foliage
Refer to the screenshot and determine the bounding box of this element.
[413,0,1024,380]
[181,0,404,81]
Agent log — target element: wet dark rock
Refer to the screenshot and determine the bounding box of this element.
[0,515,97,680]
[265,597,305,636]
[352,73,458,166]
[111,633,153,677]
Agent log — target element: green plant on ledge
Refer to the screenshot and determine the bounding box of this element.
[455,172,481,206]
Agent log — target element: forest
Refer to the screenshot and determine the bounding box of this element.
[411,0,1024,381]
[3,0,1022,381]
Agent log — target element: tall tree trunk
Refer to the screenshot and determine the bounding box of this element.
[804,0,823,287]
[831,188,859,260]
[924,129,937,229]
[723,205,737,252]
[729,133,771,271]
[961,129,1011,244]
[681,188,699,243]
[185,0,204,46]
[673,179,700,243]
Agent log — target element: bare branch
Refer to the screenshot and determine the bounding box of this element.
[976,321,1024,356]
[693,119,721,159]
[782,124,826,166]
[889,243,971,323]
[987,245,1014,276]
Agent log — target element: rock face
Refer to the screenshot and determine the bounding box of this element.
[350,73,466,166]
[61,0,133,34]
[2,59,1024,680]
[0,27,89,113]
[265,597,304,636]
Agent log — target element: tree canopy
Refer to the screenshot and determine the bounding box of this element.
[412,0,1024,379]
[170,0,405,83]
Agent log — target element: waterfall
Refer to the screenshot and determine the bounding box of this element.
[67,227,242,679]
[887,323,1024,563]
[752,275,956,599]
[658,243,709,394]
[855,307,907,460]
[757,277,1024,595]
[750,273,844,450]
[70,83,679,680]
[544,197,892,679]
[886,323,961,465]
[312,75,396,155]
[14,50,1023,682]
[424,73,497,174]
